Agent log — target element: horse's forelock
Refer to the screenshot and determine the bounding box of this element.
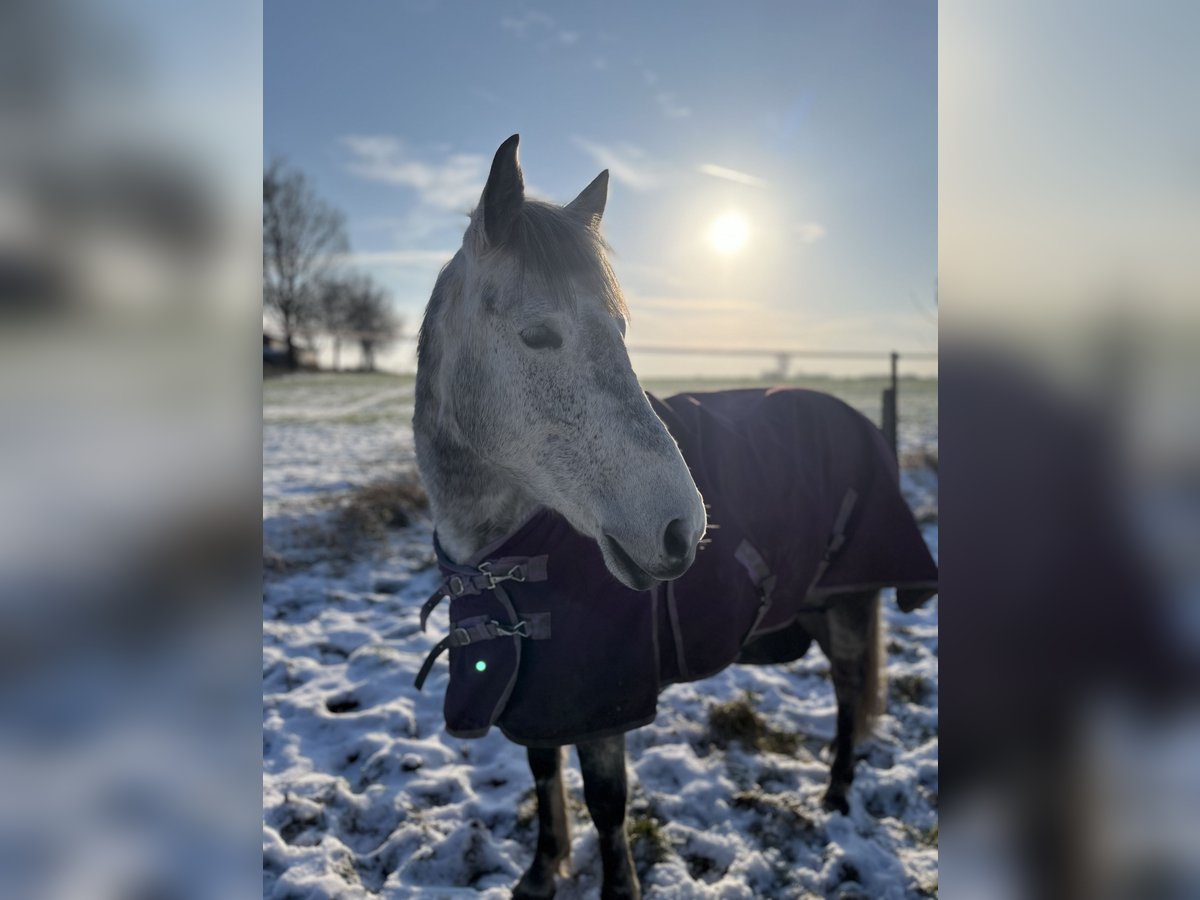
[475,200,627,321]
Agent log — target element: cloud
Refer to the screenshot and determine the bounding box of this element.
[641,72,691,119]
[656,92,692,119]
[337,250,455,268]
[341,136,485,211]
[697,163,768,188]
[501,11,578,46]
[499,10,555,38]
[796,222,827,244]
[571,137,662,191]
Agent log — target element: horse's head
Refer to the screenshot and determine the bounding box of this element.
[422,135,705,589]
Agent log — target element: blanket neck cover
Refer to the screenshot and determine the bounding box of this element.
[416,388,938,747]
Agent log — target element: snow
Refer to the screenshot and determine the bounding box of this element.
[263,373,939,898]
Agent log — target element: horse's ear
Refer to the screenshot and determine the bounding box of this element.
[566,170,608,227]
[479,134,524,248]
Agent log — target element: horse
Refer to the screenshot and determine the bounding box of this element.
[413,135,936,899]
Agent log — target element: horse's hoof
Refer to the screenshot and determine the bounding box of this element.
[823,788,850,815]
[513,869,557,900]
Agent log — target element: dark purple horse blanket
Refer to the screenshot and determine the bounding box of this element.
[415,388,937,747]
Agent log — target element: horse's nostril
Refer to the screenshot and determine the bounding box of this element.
[662,518,691,561]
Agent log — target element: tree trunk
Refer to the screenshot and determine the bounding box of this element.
[283,308,298,371]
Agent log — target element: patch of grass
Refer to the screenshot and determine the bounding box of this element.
[516,786,588,831]
[337,475,428,537]
[263,548,289,574]
[282,473,429,565]
[900,447,938,472]
[891,674,932,705]
[331,851,361,887]
[514,788,537,829]
[567,791,589,821]
[628,813,672,867]
[731,790,816,835]
[705,693,800,755]
[263,370,411,394]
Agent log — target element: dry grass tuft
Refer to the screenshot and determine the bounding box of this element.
[705,693,800,755]
[628,813,672,867]
[891,673,932,705]
[731,789,816,833]
[335,475,428,542]
[269,473,430,569]
[900,447,938,472]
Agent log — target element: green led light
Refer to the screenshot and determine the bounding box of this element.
[475,660,487,672]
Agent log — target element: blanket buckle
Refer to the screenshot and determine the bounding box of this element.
[479,561,526,590]
[493,620,529,638]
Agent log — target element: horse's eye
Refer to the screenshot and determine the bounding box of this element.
[519,324,563,350]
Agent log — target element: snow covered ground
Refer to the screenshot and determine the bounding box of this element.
[263,373,939,899]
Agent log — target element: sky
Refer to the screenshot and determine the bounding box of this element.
[265,0,937,376]
[940,0,1200,331]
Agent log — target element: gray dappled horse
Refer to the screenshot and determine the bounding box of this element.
[413,136,919,899]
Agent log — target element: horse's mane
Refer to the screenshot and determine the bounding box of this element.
[493,199,627,321]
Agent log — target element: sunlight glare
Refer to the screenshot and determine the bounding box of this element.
[707,212,750,256]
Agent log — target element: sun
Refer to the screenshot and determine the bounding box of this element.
[707,211,750,255]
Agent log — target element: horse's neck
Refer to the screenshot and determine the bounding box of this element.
[414,408,538,565]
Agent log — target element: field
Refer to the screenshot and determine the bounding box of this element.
[263,372,939,899]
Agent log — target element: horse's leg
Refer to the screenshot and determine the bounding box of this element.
[514,746,571,900]
[577,734,640,900]
[819,590,883,813]
[797,590,882,813]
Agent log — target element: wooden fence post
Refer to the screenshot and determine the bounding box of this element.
[882,351,899,459]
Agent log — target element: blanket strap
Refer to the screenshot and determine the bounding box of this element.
[734,540,778,647]
[734,540,777,602]
[419,555,549,631]
[807,488,859,595]
[414,612,551,690]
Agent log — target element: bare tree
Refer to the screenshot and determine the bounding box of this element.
[344,277,400,372]
[316,276,356,372]
[263,160,348,370]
